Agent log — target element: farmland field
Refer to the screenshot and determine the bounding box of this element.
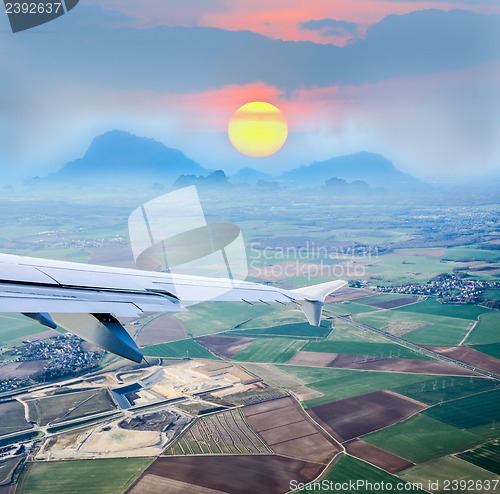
[0,400,32,435]
[17,458,152,494]
[471,343,500,359]
[231,338,305,363]
[424,389,500,429]
[173,302,274,337]
[142,338,218,359]
[26,389,116,426]
[293,454,427,494]
[0,456,25,486]
[325,302,379,315]
[466,312,500,345]
[362,414,483,463]
[302,340,429,359]
[0,314,46,346]
[130,454,323,494]
[227,322,331,339]
[399,456,500,493]
[458,440,500,475]
[393,376,500,405]
[394,297,491,320]
[164,408,271,455]
[354,310,473,346]
[279,366,436,407]
[310,390,426,441]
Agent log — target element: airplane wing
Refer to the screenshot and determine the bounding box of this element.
[0,253,347,363]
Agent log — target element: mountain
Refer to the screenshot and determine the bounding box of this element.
[48,130,208,185]
[230,168,274,184]
[281,152,422,188]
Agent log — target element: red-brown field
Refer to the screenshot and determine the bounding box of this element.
[128,455,323,494]
[287,351,336,367]
[0,361,46,379]
[346,439,414,473]
[369,296,419,309]
[309,390,427,442]
[136,314,188,346]
[196,335,255,359]
[243,397,340,464]
[327,354,478,376]
[425,346,500,374]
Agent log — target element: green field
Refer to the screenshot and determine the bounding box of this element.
[484,289,500,301]
[466,312,500,345]
[471,343,500,359]
[142,338,219,359]
[0,400,33,435]
[279,366,435,407]
[227,322,331,339]
[326,320,389,343]
[27,389,116,426]
[394,377,500,405]
[355,310,473,346]
[232,338,305,363]
[302,340,429,359]
[363,253,455,284]
[458,440,500,475]
[18,458,153,494]
[363,414,480,463]
[400,456,500,493]
[173,302,274,337]
[325,301,379,315]
[443,246,500,263]
[394,297,491,320]
[424,390,500,429]
[294,454,427,494]
[0,314,47,346]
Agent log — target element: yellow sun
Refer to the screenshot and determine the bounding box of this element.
[228,101,288,158]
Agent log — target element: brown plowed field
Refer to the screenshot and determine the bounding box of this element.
[242,397,340,464]
[425,346,500,374]
[288,351,336,367]
[0,360,46,379]
[128,455,323,494]
[136,314,188,346]
[327,354,478,376]
[346,439,414,473]
[309,390,426,442]
[196,335,255,359]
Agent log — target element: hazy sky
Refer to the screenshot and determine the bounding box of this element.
[1,0,499,181]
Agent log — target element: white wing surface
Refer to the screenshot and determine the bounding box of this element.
[0,253,347,362]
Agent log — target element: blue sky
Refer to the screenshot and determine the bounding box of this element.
[0,0,499,181]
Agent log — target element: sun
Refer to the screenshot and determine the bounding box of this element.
[228,102,288,158]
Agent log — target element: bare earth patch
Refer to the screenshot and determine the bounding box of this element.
[346,439,414,473]
[243,396,340,464]
[325,288,374,303]
[309,390,427,442]
[425,346,500,374]
[371,297,419,309]
[327,354,479,376]
[0,361,45,379]
[128,455,323,494]
[288,351,336,367]
[383,322,424,336]
[196,335,255,359]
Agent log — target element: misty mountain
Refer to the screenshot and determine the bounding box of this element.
[281,152,422,188]
[48,130,208,185]
[230,168,274,184]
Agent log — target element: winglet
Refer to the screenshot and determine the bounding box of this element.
[291,280,347,326]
